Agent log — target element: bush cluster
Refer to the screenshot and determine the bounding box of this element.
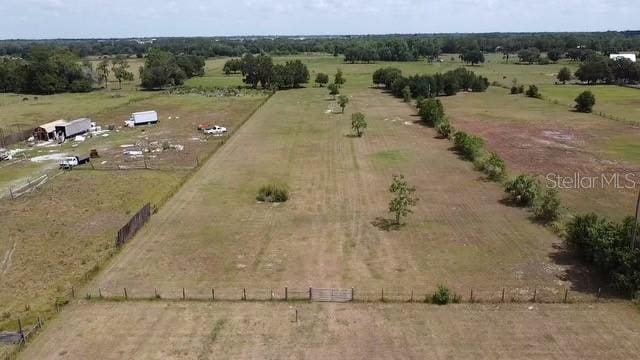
[373,67,489,99]
[480,152,506,181]
[504,175,539,206]
[256,183,289,203]
[567,214,640,293]
[453,131,484,161]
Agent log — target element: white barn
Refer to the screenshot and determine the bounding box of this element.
[609,53,637,62]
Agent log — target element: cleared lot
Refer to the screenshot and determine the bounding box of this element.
[20,301,640,360]
[88,86,588,299]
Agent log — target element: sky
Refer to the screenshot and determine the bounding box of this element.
[0,0,638,39]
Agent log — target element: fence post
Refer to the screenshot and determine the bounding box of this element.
[182,288,186,300]
[71,286,75,298]
[9,186,14,199]
[381,288,384,302]
[124,288,128,300]
[270,289,273,301]
[564,288,569,303]
[18,318,23,343]
[212,288,215,301]
[501,288,505,303]
[410,290,413,303]
[309,287,312,300]
[243,288,247,301]
[596,288,601,302]
[99,288,102,299]
[351,287,354,301]
[285,287,288,301]
[533,288,537,303]
[470,289,474,303]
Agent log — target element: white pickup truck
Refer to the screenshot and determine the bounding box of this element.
[59,155,90,169]
[203,125,227,135]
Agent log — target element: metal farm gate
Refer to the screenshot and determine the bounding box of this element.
[310,288,354,302]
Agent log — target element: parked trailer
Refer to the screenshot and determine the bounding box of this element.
[55,118,91,139]
[59,154,90,169]
[125,111,158,127]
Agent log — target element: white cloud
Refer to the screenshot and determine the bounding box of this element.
[0,0,638,38]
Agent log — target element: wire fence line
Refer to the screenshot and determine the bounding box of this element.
[71,285,613,304]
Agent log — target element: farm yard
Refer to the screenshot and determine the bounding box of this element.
[0,85,268,357]
[2,46,640,359]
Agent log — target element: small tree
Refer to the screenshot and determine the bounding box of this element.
[388,174,418,225]
[525,85,541,98]
[401,85,411,102]
[431,284,452,305]
[574,91,596,113]
[334,68,346,87]
[481,152,506,181]
[315,72,329,87]
[435,118,454,139]
[417,98,444,125]
[504,174,540,206]
[534,188,562,223]
[351,112,367,137]
[557,67,572,84]
[337,95,349,113]
[97,59,110,89]
[328,83,339,99]
[112,56,134,90]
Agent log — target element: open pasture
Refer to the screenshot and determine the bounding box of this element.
[89,85,588,301]
[441,86,640,219]
[19,301,640,360]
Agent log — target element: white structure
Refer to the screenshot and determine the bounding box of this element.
[609,53,637,62]
[125,111,158,127]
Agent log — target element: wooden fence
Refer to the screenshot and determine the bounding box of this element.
[116,203,151,247]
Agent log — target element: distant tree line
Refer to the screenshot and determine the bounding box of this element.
[373,66,489,98]
[223,55,309,89]
[0,46,94,94]
[2,32,639,60]
[138,49,205,89]
[0,46,204,93]
[574,56,640,84]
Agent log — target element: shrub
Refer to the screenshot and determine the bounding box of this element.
[401,85,412,102]
[534,188,562,223]
[431,284,452,305]
[417,98,444,125]
[435,119,454,139]
[510,86,519,94]
[525,85,541,98]
[256,183,289,203]
[575,91,596,113]
[481,152,506,181]
[504,174,539,206]
[453,131,484,161]
[566,214,640,293]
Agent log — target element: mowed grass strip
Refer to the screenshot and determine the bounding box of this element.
[89,86,576,297]
[19,301,640,360]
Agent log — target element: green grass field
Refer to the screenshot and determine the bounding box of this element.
[3,52,640,359]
